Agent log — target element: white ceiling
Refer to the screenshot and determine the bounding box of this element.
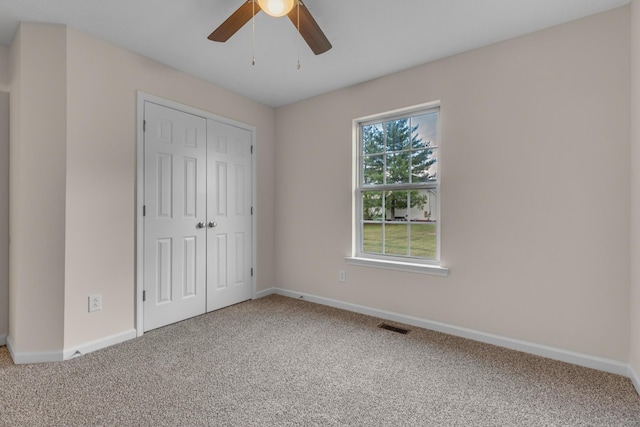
[0,0,631,107]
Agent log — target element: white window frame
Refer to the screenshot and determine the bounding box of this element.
[346,101,448,276]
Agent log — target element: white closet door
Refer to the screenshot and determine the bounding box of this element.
[206,119,253,312]
[143,102,207,331]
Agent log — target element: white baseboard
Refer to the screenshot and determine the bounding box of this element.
[630,366,640,396]
[0,333,6,346]
[63,329,137,360]
[6,329,137,364]
[255,287,276,299]
[270,288,631,378]
[7,334,64,364]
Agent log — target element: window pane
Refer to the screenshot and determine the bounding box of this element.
[411,148,437,183]
[385,190,408,221]
[409,222,436,259]
[411,113,438,150]
[384,223,408,256]
[363,154,384,185]
[362,223,383,254]
[407,189,437,222]
[356,106,440,263]
[385,119,411,152]
[362,191,384,221]
[386,152,410,184]
[363,123,384,155]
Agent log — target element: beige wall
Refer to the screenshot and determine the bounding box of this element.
[630,0,640,380]
[0,37,8,342]
[63,28,276,348]
[275,7,631,361]
[0,91,8,341]
[9,23,67,353]
[0,45,9,91]
[6,23,276,353]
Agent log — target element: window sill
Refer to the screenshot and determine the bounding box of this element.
[345,257,449,277]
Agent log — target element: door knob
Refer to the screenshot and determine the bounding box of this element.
[196,222,206,229]
[208,221,217,228]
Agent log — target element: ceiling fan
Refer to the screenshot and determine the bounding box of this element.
[208,0,332,55]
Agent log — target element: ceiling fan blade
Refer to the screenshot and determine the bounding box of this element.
[287,1,332,55]
[208,1,261,42]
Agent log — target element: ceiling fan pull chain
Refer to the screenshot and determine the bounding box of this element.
[296,0,301,70]
[252,0,256,65]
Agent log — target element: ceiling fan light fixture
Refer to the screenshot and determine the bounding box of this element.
[257,0,295,18]
[208,0,331,55]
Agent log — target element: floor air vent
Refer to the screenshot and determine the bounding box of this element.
[378,323,411,334]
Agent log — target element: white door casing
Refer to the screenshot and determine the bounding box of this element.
[206,120,253,312]
[143,102,208,331]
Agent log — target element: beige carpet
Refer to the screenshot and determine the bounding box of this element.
[0,294,639,426]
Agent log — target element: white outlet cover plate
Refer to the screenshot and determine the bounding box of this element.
[89,294,102,312]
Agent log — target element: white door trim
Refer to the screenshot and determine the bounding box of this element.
[135,91,257,337]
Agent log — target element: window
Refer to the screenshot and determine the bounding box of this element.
[348,102,447,276]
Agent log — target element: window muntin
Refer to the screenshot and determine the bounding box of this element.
[357,107,440,263]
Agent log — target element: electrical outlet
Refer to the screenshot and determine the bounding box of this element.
[338,270,346,282]
[88,294,102,313]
